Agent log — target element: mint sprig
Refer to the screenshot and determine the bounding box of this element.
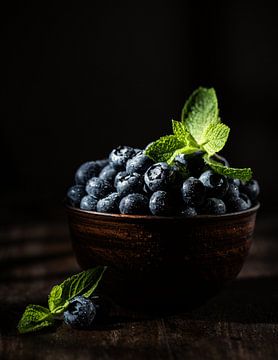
[18,266,106,334]
[145,87,252,181]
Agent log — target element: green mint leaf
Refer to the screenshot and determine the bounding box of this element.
[203,154,252,181]
[172,119,187,139]
[167,145,200,164]
[144,135,184,163]
[182,87,219,145]
[48,266,106,314]
[202,123,230,156]
[17,305,54,334]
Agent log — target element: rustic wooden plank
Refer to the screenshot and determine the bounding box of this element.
[1,215,278,359]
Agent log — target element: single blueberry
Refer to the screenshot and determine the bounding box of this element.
[228,177,241,187]
[97,192,121,213]
[180,206,198,217]
[199,170,228,198]
[186,151,207,177]
[114,171,127,188]
[226,193,252,212]
[224,182,240,201]
[85,177,113,199]
[75,161,100,185]
[201,198,226,215]
[181,177,206,206]
[96,158,109,170]
[116,173,144,196]
[67,185,86,207]
[149,191,174,216]
[63,296,96,329]
[119,193,149,215]
[126,151,153,175]
[80,195,98,211]
[99,165,118,184]
[240,179,260,203]
[144,162,177,192]
[109,146,136,170]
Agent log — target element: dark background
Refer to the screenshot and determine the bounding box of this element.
[1,1,277,223]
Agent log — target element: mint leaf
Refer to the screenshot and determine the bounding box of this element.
[48,266,106,314]
[182,87,219,145]
[172,119,187,139]
[203,154,252,181]
[203,123,230,156]
[144,135,184,163]
[17,305,54,334]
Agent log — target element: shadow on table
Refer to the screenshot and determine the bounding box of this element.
[184,276,278,324]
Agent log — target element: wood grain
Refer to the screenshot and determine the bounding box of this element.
[1,213,278,360]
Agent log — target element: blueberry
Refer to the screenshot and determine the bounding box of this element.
[80,195,98,211]
[109,146,136,170]
[226,193,252,212]
[126,151,153,175]
[199,170,228,198]
[181,177,206,206]
[174,153,188,167]
[75,161,100,185]
[67,185,86,207]
[186,151,207,177]
[228,177,241,187]
[224,182,240,201]
[119,193,149,215]
[63,296,96,329]
[144,162,177,192]
[99,165,118,183]
[149,191,174,216]
[173,155,189,179]
[240,179,260,203]
[116,173,144,196]
[86,177,113,199]
[134,148,142,154]
[180,206,198,217]
[114,171,127,188]
[96,158,109,170]
[97,192,121,213]
[201,198,226,215]
[212,154,230,167]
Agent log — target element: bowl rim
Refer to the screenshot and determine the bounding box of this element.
[65,202,260,221]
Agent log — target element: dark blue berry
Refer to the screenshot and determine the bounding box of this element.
[75,161,100,185]
[85,177,113,199]
[199,170,228,198]
[119,193,149,215]
[228,177,241,187]
[63,296,96,329]
[114,171,127,188]
[224,182,240,201]
[201,198,226,215]
[180,206,198,217]
[116,173,144,196]
[80,195,98,211]
[126,151,153,175]
[99,165,118,183]
[67,185,86,207]
[96,158,109,169]
[149,191,174,216]
[97,193,121,213]
[181,177,206,206]
[144,162,177,192]
[240,179,260,203]
[109,146,136,170]
[226,193,252,212]
[186,151,207,177]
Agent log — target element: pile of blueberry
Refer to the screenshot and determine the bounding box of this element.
[67,146,259,216]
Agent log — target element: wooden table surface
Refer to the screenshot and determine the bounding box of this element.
[1,214,278,360]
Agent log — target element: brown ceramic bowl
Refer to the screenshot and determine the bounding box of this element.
[65,203,259,310]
